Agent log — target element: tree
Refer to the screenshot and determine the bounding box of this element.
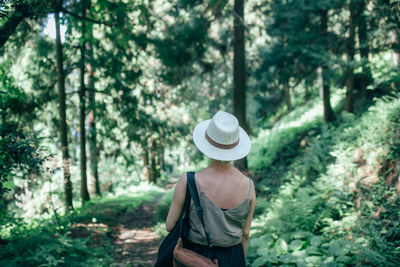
[356,0,372,92]
[233,0,248,170]
[54,0,73,210]
[79,0,90,203]
[0,1,46,48]
[344,0,357,113]
[87,41,100,196]
[319,8,335,122]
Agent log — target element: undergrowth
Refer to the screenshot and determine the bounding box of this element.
[248,94,400,266]
[0,183,164,267]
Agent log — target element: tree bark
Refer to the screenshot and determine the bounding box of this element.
[150,139,158,183]
[319,10,335,122]
[318,66,335,122]
[344,0,356,113]
[284,84,291,112]
[233,0,248,170]
[392,29,400,67]
[86,0,100,197]
[79,0,90,203]
[158,144,165,172]
[55,4,73,210]
[142,142,150,181]
[356,0,372,92]
[88,54,100,196]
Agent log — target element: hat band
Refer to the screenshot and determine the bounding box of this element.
[205,132,239,149]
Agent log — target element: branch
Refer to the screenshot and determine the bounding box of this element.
[61,8,115,27]
[0,5,32,48]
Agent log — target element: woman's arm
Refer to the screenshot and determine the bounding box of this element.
[242,179,256,256]
[165,173,187,232]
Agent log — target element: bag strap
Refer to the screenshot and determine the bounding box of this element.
[186,172,216,260]
[178,181,192,237]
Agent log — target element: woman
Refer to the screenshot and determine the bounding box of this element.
[166,111,256,266]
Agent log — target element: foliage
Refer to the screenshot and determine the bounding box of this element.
[1,0,400,265]
[154,188,174,223]
[248,95,400,266]
[0,230,113,267]
[0,183,164,266]
[0,63,45,198]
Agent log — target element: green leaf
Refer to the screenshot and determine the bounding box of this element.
[279,254,297,264]
[292,250,306,257]
[305,256,322,265]
[257,247,269,257]
[322,256,334,264]
[275,238,288,254]
[289,239,304,251]
[328,242,342,257]
[306,246,323,256]
[251,256,268,267]
[336,255,352,264]
[268,250,280,264]
[251,236,274,248]
[310,236,323,247]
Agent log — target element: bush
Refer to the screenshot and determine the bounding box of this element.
[248,94,400,266]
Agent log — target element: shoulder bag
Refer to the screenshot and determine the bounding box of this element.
[173,172,218,267]
[154,180,191,267]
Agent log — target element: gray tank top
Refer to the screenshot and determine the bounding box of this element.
[187,178,251,247]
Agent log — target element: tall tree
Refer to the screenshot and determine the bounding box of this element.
[79,0,90,203]
[356,0,372,92]
[141,141,150,181]
[391,29,400,67]
[344,0,357,113]
[319,9,335,122]
[87,43,100,196]
[54,0,73,210]
[233,0,248,169]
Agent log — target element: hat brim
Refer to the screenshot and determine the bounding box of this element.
[192,119,251,161]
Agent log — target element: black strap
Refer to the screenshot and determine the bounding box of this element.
[186,172,216,260]
[178,181,192,237]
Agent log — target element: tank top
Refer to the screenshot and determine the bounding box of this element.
[187,178,251,247]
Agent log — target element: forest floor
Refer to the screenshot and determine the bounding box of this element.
[111,198,161,266]
[69,194,164,266]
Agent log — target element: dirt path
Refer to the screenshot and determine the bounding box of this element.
[111,197,162,266]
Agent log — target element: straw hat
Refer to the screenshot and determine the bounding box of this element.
[192,111,251,161]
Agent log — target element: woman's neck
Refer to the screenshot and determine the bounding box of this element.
[209,159,233,170]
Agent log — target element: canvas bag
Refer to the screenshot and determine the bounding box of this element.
[154,180,191,267]
[172,172,218,267]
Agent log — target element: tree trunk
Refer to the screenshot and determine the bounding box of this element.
[392,29,400,67]
[158,144,165,172]
[318,66,335,122]
[233,0,248,170]
[150,139,158,183]
[357,0,372,92]
[88,66,100,196]
[284,84,291,112]
[142,142,150,181]
[344,0,356,113]
[319,10,335,123]
[79,0,90,203]
[86,0,100,197]
[55,5,73,210]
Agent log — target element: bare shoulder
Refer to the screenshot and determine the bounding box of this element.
[174,173,188,196]
[237,170,255,197]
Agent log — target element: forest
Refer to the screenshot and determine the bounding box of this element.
[1,0,400,266]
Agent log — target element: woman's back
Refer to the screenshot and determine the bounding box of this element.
[195,165,250,210]
[186,164,252,248]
